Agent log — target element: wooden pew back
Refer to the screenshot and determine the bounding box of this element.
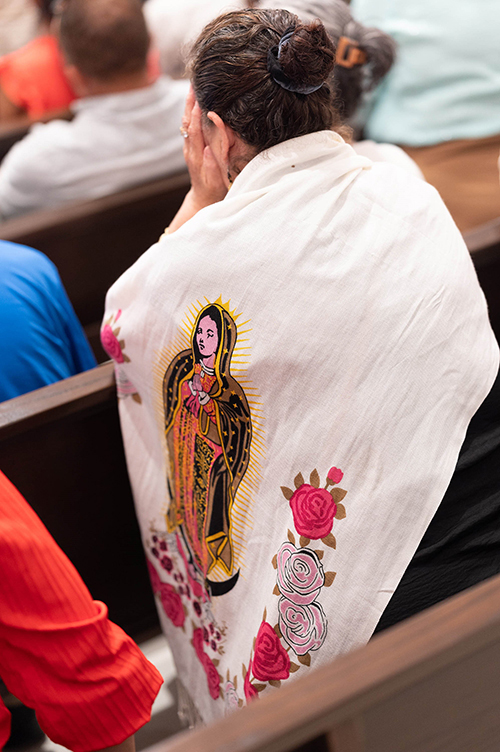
[0,171,190,358]
[0,362,159,641]
[465,217,500,341]
[158,572,500,752]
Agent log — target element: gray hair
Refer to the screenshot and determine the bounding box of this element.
[258,0,396,119]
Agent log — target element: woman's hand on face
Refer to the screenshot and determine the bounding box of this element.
[182,87,227,211]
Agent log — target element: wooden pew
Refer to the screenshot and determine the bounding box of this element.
[156,572,500,752]
[0,171,191,360]
[0,361,160,642]
[465,217,500,341]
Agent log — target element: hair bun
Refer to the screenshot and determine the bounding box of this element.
[278,20,335,91]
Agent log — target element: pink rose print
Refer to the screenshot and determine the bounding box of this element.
[252,622,290,682]
[159,583,185,627]
[100,324,124,363]
[289,484,337,539]
[244,660,258,702]
[276,542,324,605]
[192,628,220,700]
[327,467,343,484]
[278,597,327,656]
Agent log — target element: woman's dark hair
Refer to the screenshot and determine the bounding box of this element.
[259,0,396,120]
[188,9,343,153]
[193,306,222,363]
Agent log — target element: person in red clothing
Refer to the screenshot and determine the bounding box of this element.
[0,469,163,752]
[0,0,76,122]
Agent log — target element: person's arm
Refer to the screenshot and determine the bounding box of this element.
[0,470,163,752]
[168,87,227,234]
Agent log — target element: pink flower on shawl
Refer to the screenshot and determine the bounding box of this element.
[159,583,185,627]
[289,484,337,539]
[192,628,220,700]
[252,622,290,682]
[278,597,327,656]
[276,542,324,605]
[100,324,124,363]
[327,467,343,484]
[147,559,161,593]
[244,660,259,702]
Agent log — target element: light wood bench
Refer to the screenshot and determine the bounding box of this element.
[0,171,191,359]
[0,361,160,641]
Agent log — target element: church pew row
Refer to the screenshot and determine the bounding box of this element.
[0,360,160,642]
[157,572,500,752]
[465,216,500,341]
[0,170,191,360]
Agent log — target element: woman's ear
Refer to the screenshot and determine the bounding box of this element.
[206,111,236,170]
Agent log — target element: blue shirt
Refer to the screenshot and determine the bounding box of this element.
[351,0,500,146]
[0,240,97,402]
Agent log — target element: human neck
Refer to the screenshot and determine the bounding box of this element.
[83,69,152,97]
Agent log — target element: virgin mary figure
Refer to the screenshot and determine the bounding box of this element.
[163,303,252,595]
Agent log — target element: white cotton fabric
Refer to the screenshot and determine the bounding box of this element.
[104,130,498,724]
[0,77,189,220]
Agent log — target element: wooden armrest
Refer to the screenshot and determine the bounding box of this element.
[0,361,115,440]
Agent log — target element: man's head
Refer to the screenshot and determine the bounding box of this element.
[58,0,150,95]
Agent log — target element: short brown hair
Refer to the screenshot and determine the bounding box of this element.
[189,9,343,153]
[59,0,149,82]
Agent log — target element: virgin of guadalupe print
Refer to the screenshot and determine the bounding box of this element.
[163,302,252,596]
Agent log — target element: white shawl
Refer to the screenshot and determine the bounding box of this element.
[103,131,498,723]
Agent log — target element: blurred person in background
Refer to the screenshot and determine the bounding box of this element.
[258,0,422,177]
[350,0,500,232]
[0,0,76,122]
[0,0,38,57]
[0,239,96,403]
[0,0,188,220]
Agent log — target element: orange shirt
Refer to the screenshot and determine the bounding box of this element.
[0,470,163,751]
[0,35,75,119]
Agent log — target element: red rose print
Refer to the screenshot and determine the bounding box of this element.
[252,622,290,682]
[202,654,221,700]
[159,583,185,627]
[327,467,343,484]
[192,627,205,660]
[100,324,124,363]
[192,629,220,700]
[289,484,337,539]
[147,559,161,593]
[244,660,258,702]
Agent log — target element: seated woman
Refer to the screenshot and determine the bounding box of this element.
[0,0,76,122]
[102,9,498,724]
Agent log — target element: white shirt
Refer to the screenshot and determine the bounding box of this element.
[0,76,190,220]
